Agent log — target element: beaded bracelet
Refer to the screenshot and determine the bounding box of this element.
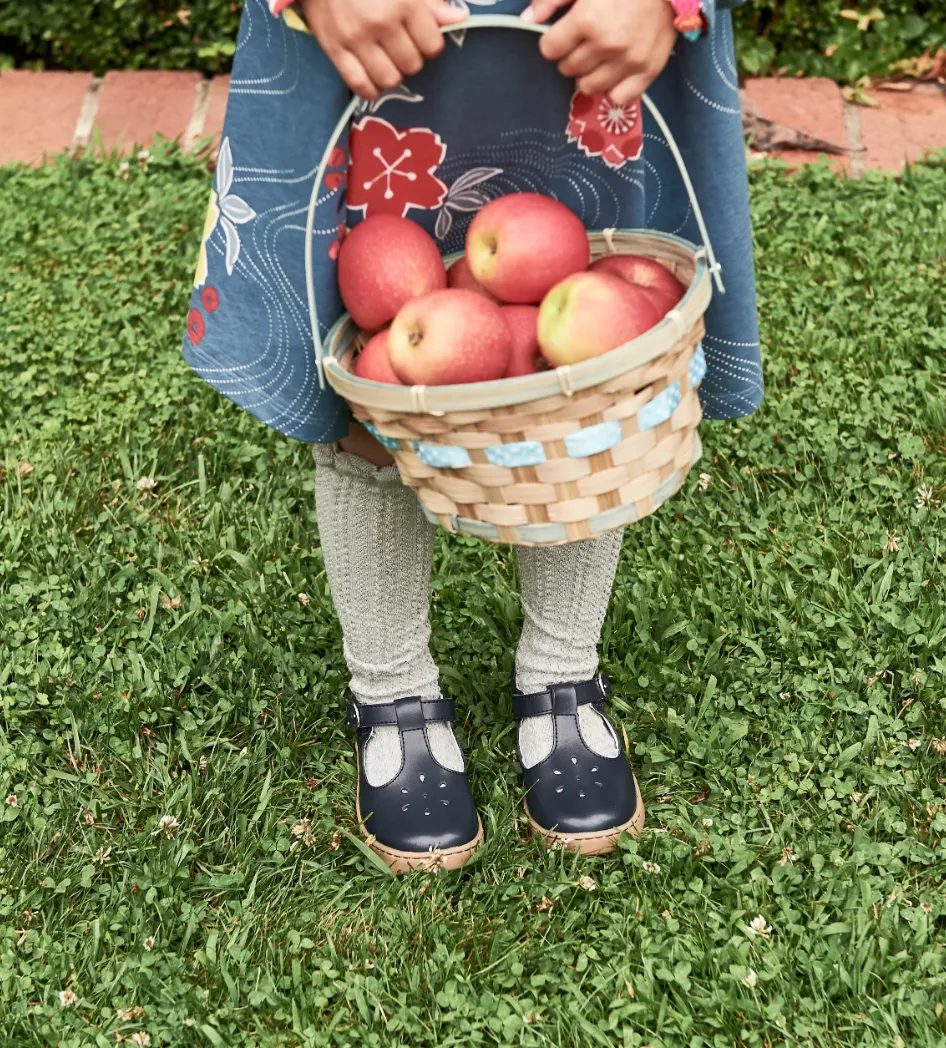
[667,0,706,42]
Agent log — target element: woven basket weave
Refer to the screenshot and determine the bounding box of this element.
[306,15,724,547]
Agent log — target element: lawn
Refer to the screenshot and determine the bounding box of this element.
[1,146,945,1048]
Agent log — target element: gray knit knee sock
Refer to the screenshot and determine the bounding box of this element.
[313,443,463,786]
[515,530,625,768]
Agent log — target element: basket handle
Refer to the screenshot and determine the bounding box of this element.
[305,13,724,390]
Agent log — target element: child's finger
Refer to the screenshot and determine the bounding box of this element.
[385,26,426,76]
[608,74,650,107]
[334,51,379,100]
[427,0,470,26]
[556,42,602,78]
[359,44,405,92]
[521,0,572,24]
[540,11,586,62]
[576,63,627,98]
[406,5,447,58]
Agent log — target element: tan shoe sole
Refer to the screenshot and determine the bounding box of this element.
[355,751,484,874]
[526,773,645,855]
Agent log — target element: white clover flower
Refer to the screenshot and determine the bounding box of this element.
[59,989,77,1008]
[156,815,180,839]
[136,476,157,492]
[741,968,758,989]
[4,794,17,807]
[747,915,772,938]
[290,819,314,850]
[642,861,661,874]
[143,936,155,952]
[578,875,596,891]
[915,483,938,508]
[702,817,713,827]
[698,473,712,490]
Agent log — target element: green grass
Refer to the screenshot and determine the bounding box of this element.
[1,145,946,1048]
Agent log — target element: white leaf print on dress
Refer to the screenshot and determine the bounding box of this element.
[206,138,257,277]
[434,166,502,241]
[435,207,453,241]
[354,84,425,117]
[447,0,500,47]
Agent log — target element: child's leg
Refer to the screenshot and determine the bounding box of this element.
[514,531,625,766]
[512,530,642,852]
[313,430,463,786]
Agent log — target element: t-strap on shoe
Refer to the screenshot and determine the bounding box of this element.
[348,696,484,873]
[512,673,644,854]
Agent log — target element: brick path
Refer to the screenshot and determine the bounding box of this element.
[1,70,944,172]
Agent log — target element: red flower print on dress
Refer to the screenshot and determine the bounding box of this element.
[566,91,643,169]
[187,308,206,345]
[346,117,447,218]
[201,286,219,313]
[325,146,347,191]
[328,223,349,261]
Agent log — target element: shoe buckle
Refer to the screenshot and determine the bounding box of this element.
[595,672,611,699]
[346,703,361,729]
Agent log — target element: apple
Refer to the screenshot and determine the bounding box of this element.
[638,286,679,318]
[337,214,446,332]
[500,305,545,377]
[388,289,512,386]
[447,255,499,302]
[466,193,590,305]
[537,271,661,367]
[589,254,685,309]
[353,329,403,385]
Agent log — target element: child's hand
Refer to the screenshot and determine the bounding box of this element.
[522,0,678,106]
[300,0,467,101]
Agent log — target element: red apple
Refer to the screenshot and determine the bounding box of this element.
[338,214,446,332]
[447,255,499,302]
[353,329,403,385]
[388,289,512,386]
[501,305,545,377]
[537,271,661,367]
[589,254,685,308]
[466,193,590,305]
[639,286,679,318]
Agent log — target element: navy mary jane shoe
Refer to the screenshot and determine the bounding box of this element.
[512,673,644,854]
[348,696,483,873]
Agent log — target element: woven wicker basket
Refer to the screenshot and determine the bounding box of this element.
[305,16,724,547]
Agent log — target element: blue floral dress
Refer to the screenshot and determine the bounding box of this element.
[183,0,763,444]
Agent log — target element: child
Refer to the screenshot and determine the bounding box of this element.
[183,0,762,871]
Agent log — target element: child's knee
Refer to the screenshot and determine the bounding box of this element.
[339,423,395,467]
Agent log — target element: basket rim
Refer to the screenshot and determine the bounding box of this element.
[321,228,710,416]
